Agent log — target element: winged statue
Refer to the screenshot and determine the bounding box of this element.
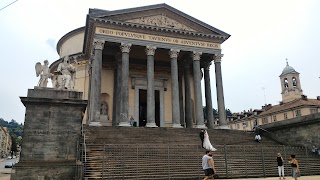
[35,60,53,87]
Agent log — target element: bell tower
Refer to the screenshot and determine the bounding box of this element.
[279,59,303,103]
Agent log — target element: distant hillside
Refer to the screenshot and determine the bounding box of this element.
[0,118,23,145]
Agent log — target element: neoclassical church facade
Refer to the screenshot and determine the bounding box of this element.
[50,4,230,129]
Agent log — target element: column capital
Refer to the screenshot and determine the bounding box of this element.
[93,39,105,50]
[120,43,132,53]
[169,49,180,59]
[213,53,224,63]
[192,51,202,61]
[145,46,157,56]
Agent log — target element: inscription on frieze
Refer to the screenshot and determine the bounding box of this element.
[96,27,221,49]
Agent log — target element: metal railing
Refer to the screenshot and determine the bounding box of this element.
[82,144,320,179]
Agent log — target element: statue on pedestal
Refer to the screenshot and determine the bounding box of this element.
[35,60,53,87]
[100,101,109,120]
[53,56,75,90]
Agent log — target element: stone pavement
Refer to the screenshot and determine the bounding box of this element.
[219,175,320,180]
[0,158,12,180]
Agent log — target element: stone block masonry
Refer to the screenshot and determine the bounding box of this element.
[11,88,87,180]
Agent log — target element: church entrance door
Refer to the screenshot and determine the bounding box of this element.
[138,89,160,127]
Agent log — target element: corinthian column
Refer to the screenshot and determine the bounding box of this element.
[118,43,131,127]
[89,39,104,125]
[203,60,214,129]
[145,46,157,127]
[113,53,122,126]
[213,54,229,129]
[170,49,182,128]
[184,59,193,128]
[192,52,206,128]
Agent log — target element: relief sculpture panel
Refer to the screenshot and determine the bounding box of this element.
[126,14,196,32]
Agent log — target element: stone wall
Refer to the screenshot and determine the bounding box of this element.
[11,88,87,180]
[260,113,320,149]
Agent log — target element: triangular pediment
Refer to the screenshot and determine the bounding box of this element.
[89,4,230,38]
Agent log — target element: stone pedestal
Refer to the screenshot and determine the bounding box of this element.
[11,88,87,180]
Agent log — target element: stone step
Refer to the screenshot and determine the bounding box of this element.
[83,126,279,145]
[81,126,320,179]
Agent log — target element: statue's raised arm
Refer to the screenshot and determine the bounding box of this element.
[35,60,53,87]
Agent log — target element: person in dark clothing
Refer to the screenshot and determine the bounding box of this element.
[199,129,205,148]
[277,153,285,179]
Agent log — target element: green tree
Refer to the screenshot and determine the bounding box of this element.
[203,106,220,119]
[11,137,17,156]
[0,118,24,146]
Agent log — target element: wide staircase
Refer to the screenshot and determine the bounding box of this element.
[79,126,320,179]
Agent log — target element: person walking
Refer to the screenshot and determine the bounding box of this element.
[289,154,300,180]
[277,153,285,179]
[202,150,215,180]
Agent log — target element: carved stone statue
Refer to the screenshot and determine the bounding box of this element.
[54,56,75,90]
[35,60,53,87]
[100,101,109,120]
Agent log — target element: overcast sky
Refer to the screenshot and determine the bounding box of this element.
[1,0,319,124]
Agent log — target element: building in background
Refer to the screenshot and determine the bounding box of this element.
[228,62,320,130]
[0,127,12,158]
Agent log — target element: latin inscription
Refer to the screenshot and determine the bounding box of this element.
[25,130,77,135]
[96,27,221,49]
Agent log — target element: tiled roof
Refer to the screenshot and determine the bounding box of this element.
[259,98,320,116]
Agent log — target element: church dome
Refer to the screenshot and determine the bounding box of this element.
[280,62,298,76]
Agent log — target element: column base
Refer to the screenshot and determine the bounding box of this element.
[89,121,102,126]
[172,124,183,128]
[146,123,158,128]
[195,124,207,129]
[218,125,230,129]
[118,122,131,127]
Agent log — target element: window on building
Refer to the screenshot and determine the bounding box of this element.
[284,78,289,89]
[237,124,240,129]
[295,110,301,117]
[262,117,268,124]
[284,113,288,119]
[292,77,297,87]
[273,115,277,121]
[310,109,318,114]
